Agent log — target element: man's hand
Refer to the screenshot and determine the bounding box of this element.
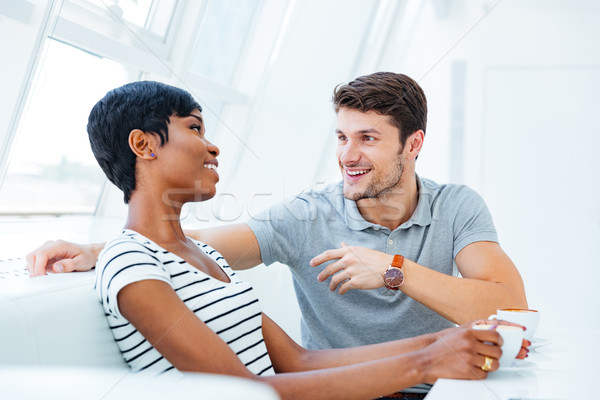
[310,242,393,294]
[26,240,103,277]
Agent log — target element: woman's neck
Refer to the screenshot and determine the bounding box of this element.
[124,190,187,245]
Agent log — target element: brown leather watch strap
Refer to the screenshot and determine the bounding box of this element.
[391,254,404,268]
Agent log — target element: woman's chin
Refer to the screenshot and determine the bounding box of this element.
[195,190,217,202]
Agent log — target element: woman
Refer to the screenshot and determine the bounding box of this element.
[91,81,505,399]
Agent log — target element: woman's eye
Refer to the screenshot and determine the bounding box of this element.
[191,125,202,133]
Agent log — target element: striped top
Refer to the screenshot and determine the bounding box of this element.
[94,229,275,377]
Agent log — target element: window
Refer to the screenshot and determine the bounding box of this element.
[0,0,264,217]
[189,0,259,86]
[0,39,132,216]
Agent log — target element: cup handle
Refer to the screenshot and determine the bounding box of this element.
[489,314,499,320]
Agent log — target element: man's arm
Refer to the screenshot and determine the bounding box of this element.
[312,241,528,325]
[398,241,527,324]
[26,223,262,277]
[185,223,262,270]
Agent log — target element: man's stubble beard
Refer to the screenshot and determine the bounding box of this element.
[343,153,405,202]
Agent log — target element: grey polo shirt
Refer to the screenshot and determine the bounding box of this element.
[247,176,498,350]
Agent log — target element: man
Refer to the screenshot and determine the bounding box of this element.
[28,72,527,351]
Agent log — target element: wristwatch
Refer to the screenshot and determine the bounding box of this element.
[383,254,405,290]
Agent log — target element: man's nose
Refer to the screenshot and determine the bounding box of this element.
[339,140,361,165]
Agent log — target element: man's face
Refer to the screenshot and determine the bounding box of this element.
[335,108,406,201]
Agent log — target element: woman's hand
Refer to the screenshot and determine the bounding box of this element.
[419,325,503,384]
[468,319,531,359]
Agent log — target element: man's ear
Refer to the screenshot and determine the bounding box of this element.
[405,129,425,161]
[128,129,157,160]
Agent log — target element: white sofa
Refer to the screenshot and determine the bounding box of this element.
[0,263,126,368]
[0,259,279,399]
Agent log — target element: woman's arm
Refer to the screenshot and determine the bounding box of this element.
[119,280,503,400]
[260,313,437,372]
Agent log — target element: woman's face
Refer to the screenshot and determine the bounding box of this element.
[153,109,220,204]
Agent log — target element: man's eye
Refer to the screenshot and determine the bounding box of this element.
[337,135,347,142]
[363,136,374,141]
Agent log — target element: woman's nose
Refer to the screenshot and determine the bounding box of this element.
[208,141,220,157]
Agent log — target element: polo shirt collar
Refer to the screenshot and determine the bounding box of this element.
[401,175,434,229]
[343,195,373,231]
[343,175,434,231]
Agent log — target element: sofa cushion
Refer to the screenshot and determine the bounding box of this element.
[0,261,126,369]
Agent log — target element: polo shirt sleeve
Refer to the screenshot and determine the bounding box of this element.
[246,195,313,267]
[452,186,499,258]
[95,239,171,319]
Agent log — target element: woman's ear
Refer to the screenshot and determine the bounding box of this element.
[405,129,425,161]
[129,129,157,160]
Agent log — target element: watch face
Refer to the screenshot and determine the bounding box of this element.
[384,267,404,288]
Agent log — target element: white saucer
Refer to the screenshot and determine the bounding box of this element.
[497,359,536,372]
[530,337,552,350]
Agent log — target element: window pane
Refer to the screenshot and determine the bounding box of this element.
[84,0,176,37]
[0,39,130,215]
[144,0,177,37]
[189,0,260,86]
[192,91,224,139]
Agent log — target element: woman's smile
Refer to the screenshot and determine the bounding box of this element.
[203,160,219,179]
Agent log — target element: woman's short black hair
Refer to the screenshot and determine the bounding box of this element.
[87,81,201,203]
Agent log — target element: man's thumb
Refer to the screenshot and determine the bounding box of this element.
[53,259,76,273]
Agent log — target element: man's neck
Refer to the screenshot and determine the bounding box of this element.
[355,174,419,231]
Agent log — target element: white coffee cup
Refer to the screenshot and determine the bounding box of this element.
[489,308,540,341]
[473,323,523,368]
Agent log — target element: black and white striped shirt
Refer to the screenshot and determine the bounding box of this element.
[94,229,275,377]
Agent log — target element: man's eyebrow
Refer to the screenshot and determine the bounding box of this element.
[335,128,381,135]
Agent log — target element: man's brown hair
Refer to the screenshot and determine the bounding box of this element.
[332,72,427,146]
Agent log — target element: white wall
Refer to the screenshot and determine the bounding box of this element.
[468,1,600,330]
[376,0,600,330]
